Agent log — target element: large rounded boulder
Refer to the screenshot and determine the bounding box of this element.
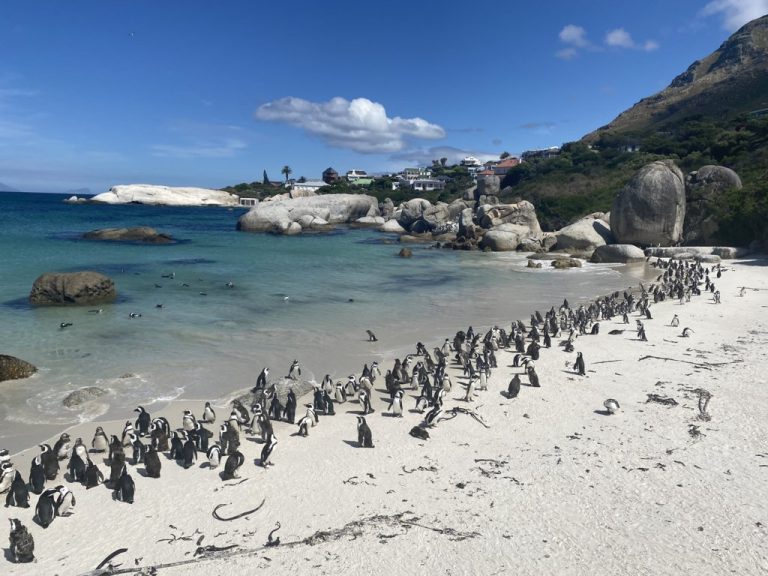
[480,230,520,251]
[476,201,542,235]
[554,214,613,252]
[684,165,743,245]
[29,271,117,306]
[611,160,686,246]
[590,244,646,263]
[0,355,37,382]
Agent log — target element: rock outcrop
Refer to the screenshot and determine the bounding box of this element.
[476,175,500,198]
[611,160,686,246]
[62,386,107,407]
[237,194,379,234]
[476,201,542,235]
[590,244,646,263]
[554,214,614,252]
[552,258,583,269]
[684,165,743,245]
[480,230,520,252]
[0,355,37,382]
[91,184,239,206]
[83,227,174,244]
[29,271,117,306]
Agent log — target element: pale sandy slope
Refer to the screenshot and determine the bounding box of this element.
[2,259,768,576]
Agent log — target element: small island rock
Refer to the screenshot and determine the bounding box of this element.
[0,355,37,382]
[30,271,117,306]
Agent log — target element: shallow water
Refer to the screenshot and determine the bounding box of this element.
[0,192,651,451]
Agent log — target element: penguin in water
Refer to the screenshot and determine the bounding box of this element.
[603,399,620,415]
[8,519,35,563]
[507,374,521,399]
[388,389,404,417]
[28,456,46,494]
[203,401,216,424]
[207,443,222,469]
[35,489,56,528]
[91,426,109,453]
[84,460,104,489]
[144,443,161,478]
[284,388,297,424]
[356,416,374,448]
[574,352,586,376]
[53,433,71,461]
[6,471,29,508]
[134,406,151,436]
[222,451,245,480]
[287,359,301,380]
[114,465,135,504]
[260,432,278,467]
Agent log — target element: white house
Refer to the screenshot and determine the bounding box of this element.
[346,169,369,181]
[290,180,326,195]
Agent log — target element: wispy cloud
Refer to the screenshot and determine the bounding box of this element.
[519,121,556,130]
[605,28,660,51]
[556,24,591,59]
[701,0,768,31]
[255,96,445,154]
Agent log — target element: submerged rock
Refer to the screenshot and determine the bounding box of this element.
[551,258,583,269]
[62,386,107,408]
[398,248,413,258]
[83,227,174,244]
[30,271,117,306]
[0,355,37,382]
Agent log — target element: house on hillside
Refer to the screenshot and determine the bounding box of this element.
[291,180,326,195]
[493,156,520,175]
[346,169,369,181]
[461,156,482,167]
[521,146,561,161]
[322,167,339,184]
[398,177,445,193]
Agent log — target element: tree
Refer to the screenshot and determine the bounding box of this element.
[281,165,292,182]
[263,170,269,185]
[440,157,447,167]
[500,151,511,159]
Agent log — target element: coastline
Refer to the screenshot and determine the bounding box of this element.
[2,257,767,575]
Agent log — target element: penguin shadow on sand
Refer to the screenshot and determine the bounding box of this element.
[593,409,613,416]
[341,440,360,448]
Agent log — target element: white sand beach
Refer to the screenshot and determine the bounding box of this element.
[3,258,768,576]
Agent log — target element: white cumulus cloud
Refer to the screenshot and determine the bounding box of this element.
[255,96,445,154]
[702,0,768,31]
[559,24,589,47]
[605,28,660,51]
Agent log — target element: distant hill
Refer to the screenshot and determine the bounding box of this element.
[499,15,768,244]
[0,182,20,192]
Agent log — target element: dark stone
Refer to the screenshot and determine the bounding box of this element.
[0,355,37,382]
[399,248,413,258]
[62,386,107,407]
[29,271,117,306]
[83,227,174,244]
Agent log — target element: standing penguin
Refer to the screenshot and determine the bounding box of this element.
[72,438,88,463]
[120,421,135,447]
[35,489,57,528]
[287,360,301,380]
[169,432,184,461]
[203,401,216,424]
[149,422,169,452]
[574,352,586,376]
[0,462,14,493]
[134,406,151,436]
[84,460,104,489]
[219,422,240,455]
[182,434,198,469]
[255,367,269,391]
[388,389,404,417]
[6,471,29,508]
[464,376,477,402]
[192,422,213,452]
[28,456,46,495]
[144,444,161,478]
[356,416,374,448]
[8,519,34,563]
[358,389,373,415]
[527,365,540,388]
[52,485,75,516]
[206,443,222,469]
[91,426,109,453]
[284,389,297,424]
[53,433,71,461]
[507,374,522,399]
[268,393,283,421]
[260,433,278,467]
[222,451,245,480]
[39,444,59,481]
[108,435,125,467]
[68,448,87,483]
[128,433,147,465]
[114,466,135,504]
[182,410,198,432]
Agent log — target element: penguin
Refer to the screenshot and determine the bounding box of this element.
[151,416,171,438]
[39,444,59,481]
[144,443,161,478]
[91,426,109,452]
[366,329,378,342]
[193,422,213,452]
[681,327,694,337]
[603,399,620,415]
[222,451,245,480]
[109,457,124,487]
[296,405,316,437]
[574,352,586,376]
[231,401,250,428]
[0,448,9,465]
[207,443,222,469]
[423,404,443,427]
[72,438,88,463]
[260,433,278,467]
[0,462,14,494]
[8,519,34,563]
[507,374,521,399]
[203,401,216,424]
[35,489,56,528]
[358,389,373,415]
[149,422,169,452]
[287,359,301,380]
[388,389,404,417]
[269,393,283,421]
[590,323,600,335]
[182,410,198,432]
[255,367,269,391]
[114,466,135,504]
[477,369,488,391]
[527,365,540,388]
[356,416,374,448]
[108,435,125,466]
[182,435,198,469]
[6,471,29,508]
[134,406,151,436]
[53,433,71,461]
[28,456,46,495]
[84,460,104,489]
[52,485,75,516]
[284,389,297,424]
[129,433,147,465]
[68,449,87,483]
[121,421,135,447]
[464,376,477,402]
[219,422,240,455]
[169,432,184,461]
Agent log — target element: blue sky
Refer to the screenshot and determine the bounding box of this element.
[0,0,766,192]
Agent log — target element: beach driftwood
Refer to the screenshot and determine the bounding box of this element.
[638,355,743,370]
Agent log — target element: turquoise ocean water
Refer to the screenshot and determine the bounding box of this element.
[0,192,650,450]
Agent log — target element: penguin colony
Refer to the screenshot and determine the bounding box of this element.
[1,258,722,563]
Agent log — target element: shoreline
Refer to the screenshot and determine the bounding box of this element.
[2,256,767,575]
